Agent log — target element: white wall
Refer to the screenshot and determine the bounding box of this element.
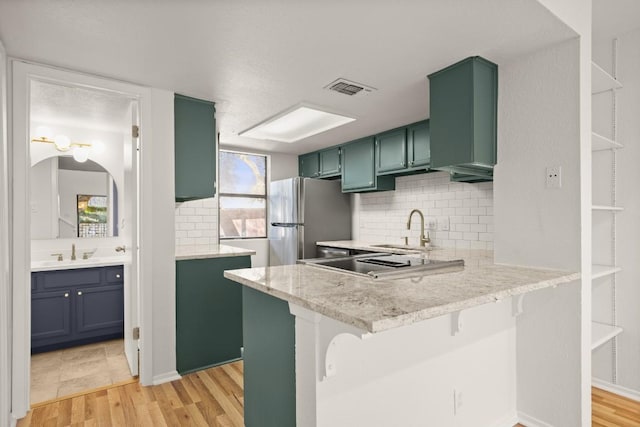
[351,171,493,249]
[146,88,178,384]
[495,38,585,425]
[592,28,640,396]
[29,158,56,239]
[0,40,12,427]
[314,300,516,427]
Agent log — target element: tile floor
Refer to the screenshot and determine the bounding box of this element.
[30,339,133,404]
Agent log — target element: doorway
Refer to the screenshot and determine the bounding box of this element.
[11,61,149,416]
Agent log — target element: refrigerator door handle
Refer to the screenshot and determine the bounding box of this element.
[271,222,302,227]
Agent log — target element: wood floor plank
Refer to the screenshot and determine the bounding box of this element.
[22,361,640,427]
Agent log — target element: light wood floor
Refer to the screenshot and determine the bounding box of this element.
[17,367,640,427]
[18,361,244,427]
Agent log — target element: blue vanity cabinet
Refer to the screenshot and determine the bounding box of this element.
[31,266,124,353]
[32,290,72,343]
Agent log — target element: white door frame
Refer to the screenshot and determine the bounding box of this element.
[0,41,12,427]
[10,59,154,418]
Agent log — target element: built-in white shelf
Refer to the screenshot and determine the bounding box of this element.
[592,62,622,94]
[592,321,623,351]
[592,205,624,212]
[592,132,624,151]
[592,264,622,280]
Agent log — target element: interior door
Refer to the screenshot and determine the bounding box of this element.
[122,100,140,376]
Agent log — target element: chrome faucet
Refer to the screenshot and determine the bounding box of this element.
[71,243,76,261]
[407,209,431,247]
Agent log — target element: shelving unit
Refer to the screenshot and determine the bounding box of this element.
[592,321,624,351]
[591,40,623,384]
[592,62,622,95]
[592,132,624,151]
[592,205,624,212]
[592,264,622,280]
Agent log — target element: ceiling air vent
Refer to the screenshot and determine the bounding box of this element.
[324,78,376,97]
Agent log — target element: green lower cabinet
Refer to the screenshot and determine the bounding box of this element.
[342,137,395,192]
[243,286,296,427]
[176,256,251,375]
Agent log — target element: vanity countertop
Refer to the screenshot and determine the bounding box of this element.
[31,255,131,272]
[175,244,256,261]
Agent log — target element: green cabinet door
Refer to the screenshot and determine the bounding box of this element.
[243,286,296,427]
[299,152,320,178]
[174,94,217,202]
[318,146,341,178]
[342,137,395,192]
[176,256,251,374]
[375,127,407,175]
[428,56,497,175]
[407,120,430,168]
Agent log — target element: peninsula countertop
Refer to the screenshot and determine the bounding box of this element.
[224,244,580,333]
[176,244,256,261]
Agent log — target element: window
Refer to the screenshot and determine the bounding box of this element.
[219,150,267,239]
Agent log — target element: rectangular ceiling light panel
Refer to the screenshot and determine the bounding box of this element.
[239,106,355,143]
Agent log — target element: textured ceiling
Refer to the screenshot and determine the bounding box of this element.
[30,79,132,132]
[0,0,576,154]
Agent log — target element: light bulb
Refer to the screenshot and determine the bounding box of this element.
[92,140,105,154]
[54,134,71,151]
[72,146,90,163]
[34,126,53,141]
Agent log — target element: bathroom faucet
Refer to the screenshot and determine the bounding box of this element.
[407,209,431,247]
[71,243,76,261]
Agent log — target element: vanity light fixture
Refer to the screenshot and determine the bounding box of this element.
[239,104,356,143]
[31,127,97,163]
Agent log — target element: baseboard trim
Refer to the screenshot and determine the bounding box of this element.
[593,378,640,402]
[492,413,519,427]
[152,370,182,385]
[517,411,554,427]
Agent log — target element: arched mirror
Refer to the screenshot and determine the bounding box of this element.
[30,156,119,239]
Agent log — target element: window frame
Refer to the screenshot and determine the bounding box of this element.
[218,149,269,240]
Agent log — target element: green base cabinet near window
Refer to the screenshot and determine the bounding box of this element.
[176,255,251,374]
[428,56,497,178]
[174,94,217,202]
[243,286,296,427]
[342,137,395,193]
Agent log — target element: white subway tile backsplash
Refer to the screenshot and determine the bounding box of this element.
[355,172,493,250]
[175,197,219,248]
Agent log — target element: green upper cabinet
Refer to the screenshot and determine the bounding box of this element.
[299,152,320,178]
[342,137,394,193]
[174,94,217,202]
[407,120,430,168]
[375,127,407,175]
[318,146,341,178]
[428,56,497,176]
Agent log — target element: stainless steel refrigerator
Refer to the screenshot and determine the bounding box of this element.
[269,177,351,266]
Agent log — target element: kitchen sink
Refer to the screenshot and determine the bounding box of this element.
[300,253,464,280]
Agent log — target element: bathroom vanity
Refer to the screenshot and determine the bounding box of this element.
[31,265,124,353]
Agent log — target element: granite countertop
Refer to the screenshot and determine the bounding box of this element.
[224,242,580,333]
[176,244,256,260]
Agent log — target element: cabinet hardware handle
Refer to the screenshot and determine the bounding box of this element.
[410,161,414,166]
[401,161,405,166]
[64,293,69,298]
[368,181,373,185]
[77,291,83,296]
[116,274,121,279]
